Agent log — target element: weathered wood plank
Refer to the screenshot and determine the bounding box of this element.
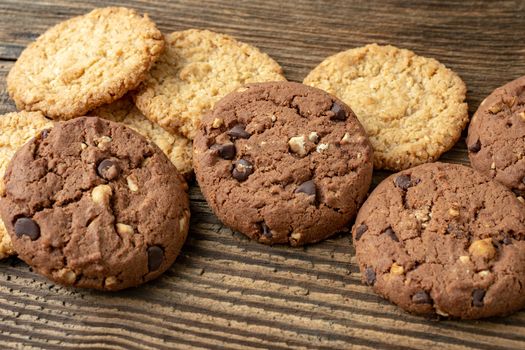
[0,0,524,349]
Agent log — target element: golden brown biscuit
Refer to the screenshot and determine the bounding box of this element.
[134,29,286,139]
[7,7,164,119]
[304,44,468,170]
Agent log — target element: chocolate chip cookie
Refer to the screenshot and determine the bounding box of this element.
[7,7,164,119]
[0,117,190,291]
[467,75,525,194]
[194,81,373,246]
[352,162,525,319]
[304,44,468,171]
[0,111,54,259]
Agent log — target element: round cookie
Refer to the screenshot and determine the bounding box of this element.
[0,117,190,291]
[92,95,193,178]
[0,111,54,259]
[134,29,286,139]
[352,162,525,319]
[7,7,164,120]
[303,44,468,171]
[194,81,373,246]
[467,76,525,194]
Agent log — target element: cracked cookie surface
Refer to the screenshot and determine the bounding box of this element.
[92,95,193,178]
[0,117,190,291]
[194,82,373,246]
[133,29,286,139]
[0,111,54,259]
[467,75,525,194]
[352,162,525,319]
[303,44,468,171]
[7,7,165,120]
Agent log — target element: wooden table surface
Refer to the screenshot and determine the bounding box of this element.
[1,0,525,349]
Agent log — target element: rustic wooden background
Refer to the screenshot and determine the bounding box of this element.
[1,0,525,349]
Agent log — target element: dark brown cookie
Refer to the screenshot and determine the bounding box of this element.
[0,117,190,291]
[467,76,525,194]
[352,162,525,319]
[193,81,373,246]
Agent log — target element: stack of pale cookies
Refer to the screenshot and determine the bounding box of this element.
[1,6,525,321]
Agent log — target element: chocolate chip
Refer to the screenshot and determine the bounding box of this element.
[384,227,399,242]
[97,159,120,180]
[295,180,316,196]
[330,102,347,121]
[147,246,164,272]
[260,222,272,237]
[364,267,376,285]
[354,224,368,241]
[472,289,486,307]
[212,143,236,160]
[227,125,251,139]
[232,159,254,181]
[503,236,513,245]
[394,174,412,190]
[468,139,481,153]
[412,291,432,304]
[14,218,40,241]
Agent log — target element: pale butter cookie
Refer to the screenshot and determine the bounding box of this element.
[304,44,468,170]
[7,7,164,119]
[134,29,286,139]
[0,111,54,259]
[92,96,193,178]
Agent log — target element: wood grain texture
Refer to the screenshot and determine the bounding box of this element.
[0,0,525,349]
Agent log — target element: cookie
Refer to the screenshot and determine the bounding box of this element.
[0,117,190,291]
[194,81,373,246]
[467,76,525,194]
[0,111,54,259]
[91,95,193,178]
[352,162,525,319]
[134,29,286,139]
[303,43,468,171]
[7,7,164,120]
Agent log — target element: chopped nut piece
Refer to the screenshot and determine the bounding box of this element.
[290,232,303,242]
[116,223,134,235]
[435,307,449,317]
[270,114,277,122]
[490,162,496,170]
[80,142,88,150]
[478,270,490,277]
[96,136,112,148]
[57,268,76,284]
[288,136,307,157]
[340,133,352,144]
[127,175,139,192]
[308,132,319,143]
[105,276,118,288]
[448,207,460,217]
[518,196,525,204]
[459,255,470,264]
[519,111,525,121]
[488,103,502,114]
[92,184,112,205]
[316,143,329,153]
[469,238,496,260]
[211,118,223,128]
[390,262,404,275]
